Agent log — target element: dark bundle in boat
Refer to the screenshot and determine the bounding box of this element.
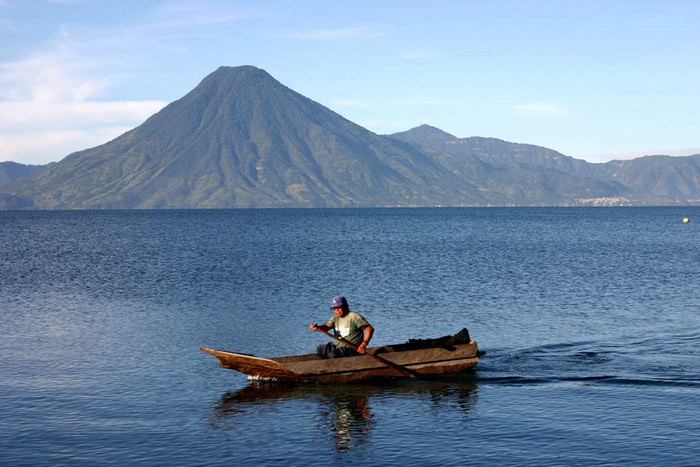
[201,328,481,383]
[383,328,471,353]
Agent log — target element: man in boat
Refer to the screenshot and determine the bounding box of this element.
[310,295,374,359]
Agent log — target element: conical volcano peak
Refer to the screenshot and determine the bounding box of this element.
[208,65,273,81]
[175,64,296,115]
[198,65,281,91]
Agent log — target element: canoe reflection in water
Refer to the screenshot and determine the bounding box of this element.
[208,378,478,454]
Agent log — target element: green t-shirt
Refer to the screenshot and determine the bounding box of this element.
[329,312,370,348]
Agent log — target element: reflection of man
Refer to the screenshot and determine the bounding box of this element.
[327,396,373,453]
[310,296,374,359]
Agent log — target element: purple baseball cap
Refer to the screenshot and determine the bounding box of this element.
[330,295,347,309]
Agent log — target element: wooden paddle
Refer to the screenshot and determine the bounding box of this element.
[314,327,417,378]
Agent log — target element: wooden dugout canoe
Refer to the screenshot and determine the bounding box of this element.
[201,338,481,384]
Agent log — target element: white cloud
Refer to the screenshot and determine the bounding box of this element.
[0,100,166,130]
[0,51,166,164]
[0,127,130,165]
[0,54,108,103]
[0,98,166,164]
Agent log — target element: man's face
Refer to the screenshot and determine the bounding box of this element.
[332,306,346,318]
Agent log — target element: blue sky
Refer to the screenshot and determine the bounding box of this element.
[1,0,698,165]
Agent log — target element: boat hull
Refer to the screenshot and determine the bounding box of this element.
[201,341,480,383]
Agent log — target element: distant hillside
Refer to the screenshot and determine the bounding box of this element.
[0,162,51,209]
[2,67,699,208]
[388,125,625,204]
[0,161,49,188]
[389,124,594,174]
[389,124,700,205]
[596,155,700,202]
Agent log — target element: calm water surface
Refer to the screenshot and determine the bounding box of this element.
[1,207,699,466]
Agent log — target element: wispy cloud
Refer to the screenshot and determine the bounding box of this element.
[47,0,93,4]
[335,96,447,109]
[153,0,254,29]
[513,103,566,117]
[400,48,433,60]
[331,98,371,109]
[285,27,384,41]
[391,97,445,106]
[71,3,253,56]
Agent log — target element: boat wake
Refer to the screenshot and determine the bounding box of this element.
[474,330,700,389]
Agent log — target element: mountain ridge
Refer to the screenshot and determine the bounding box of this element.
[388,124,700,205]
[2,66,699,209]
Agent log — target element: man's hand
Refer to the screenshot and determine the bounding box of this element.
[357,341,368,354]
[309,323,319,331]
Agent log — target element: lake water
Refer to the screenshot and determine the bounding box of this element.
[1,207,698,466]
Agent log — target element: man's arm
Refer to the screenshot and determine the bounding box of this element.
[357,325,374,354]
[309,322,333,332]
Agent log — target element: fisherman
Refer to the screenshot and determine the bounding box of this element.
[310,295,374,359]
